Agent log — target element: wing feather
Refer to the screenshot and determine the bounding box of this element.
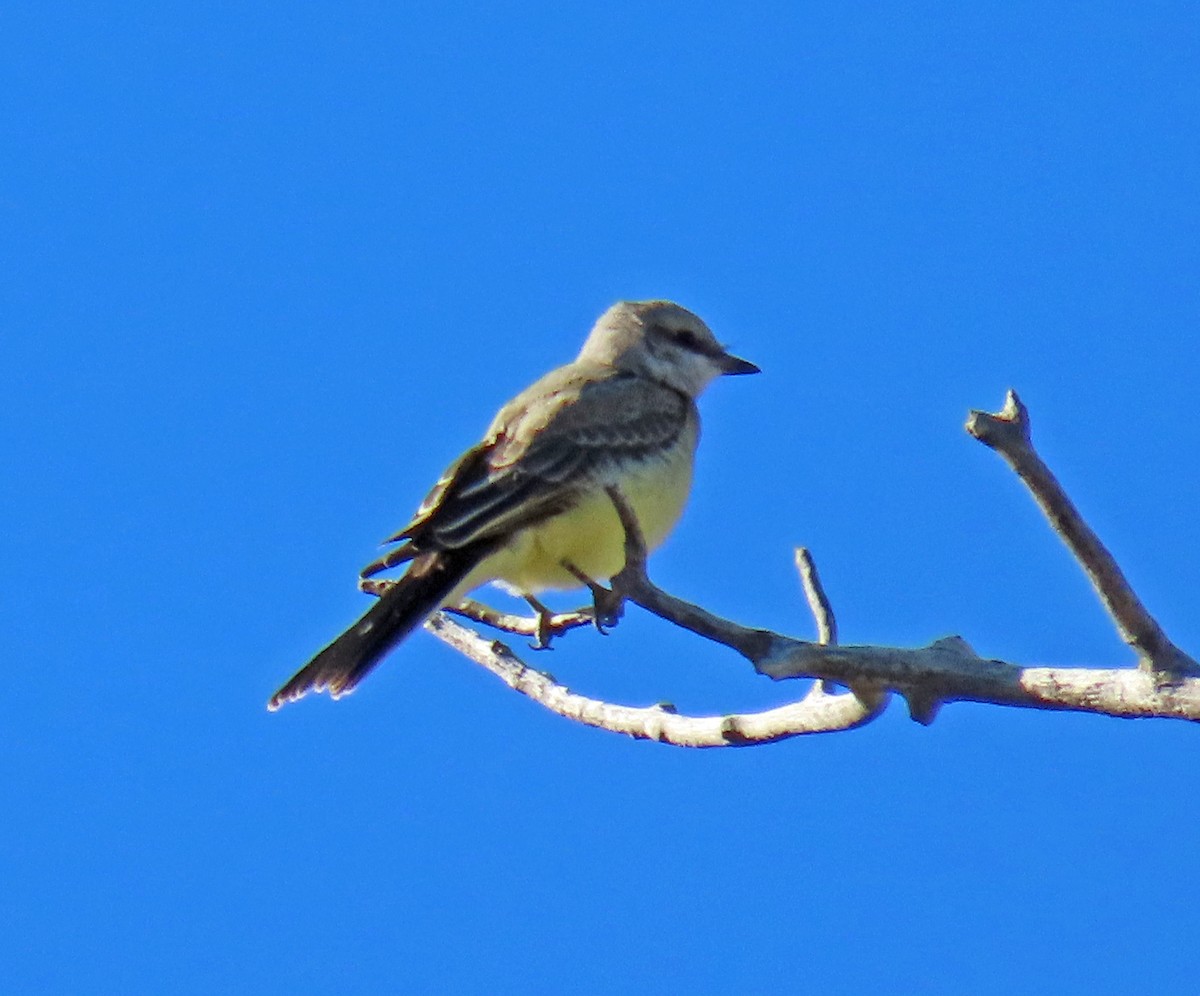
[362,371,689,578]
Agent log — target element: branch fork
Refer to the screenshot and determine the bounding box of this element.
[966,390,1198,678]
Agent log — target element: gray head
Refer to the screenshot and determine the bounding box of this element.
[577,300,759,397]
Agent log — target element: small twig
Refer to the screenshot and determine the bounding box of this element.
[966,390,1199,677]
[361,579,596,644]
[794,546,848,697]
[449,597,596,643]
[358,578,395,597]
[795,547,837,646]
[605,484,649,577]
[605,485,782,662]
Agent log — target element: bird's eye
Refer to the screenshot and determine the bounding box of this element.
[673,328,701,349]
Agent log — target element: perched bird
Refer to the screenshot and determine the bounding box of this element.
[268,300,758,710]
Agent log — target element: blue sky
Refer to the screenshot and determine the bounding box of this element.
[4,2,1199,992]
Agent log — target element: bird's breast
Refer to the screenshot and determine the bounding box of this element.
[482,428,698,594]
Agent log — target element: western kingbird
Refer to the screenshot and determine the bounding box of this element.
[268,300,758,710]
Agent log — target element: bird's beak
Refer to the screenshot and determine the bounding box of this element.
[717,351,760,376]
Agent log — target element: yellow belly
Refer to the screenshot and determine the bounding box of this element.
[467,437,696,596]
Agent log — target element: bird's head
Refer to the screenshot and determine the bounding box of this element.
[578,300,759,397]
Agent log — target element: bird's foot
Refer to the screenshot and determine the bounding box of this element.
[523,595,557,650]
[561,561,625,634]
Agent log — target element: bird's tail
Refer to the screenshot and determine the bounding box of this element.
[268,545,489,710]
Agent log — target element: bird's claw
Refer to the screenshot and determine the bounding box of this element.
[524,595,556,650]
[561,561,624,635]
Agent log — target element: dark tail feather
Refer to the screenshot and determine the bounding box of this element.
[268,546,487,710]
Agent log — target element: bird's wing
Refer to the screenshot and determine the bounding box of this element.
[360,370,689,578]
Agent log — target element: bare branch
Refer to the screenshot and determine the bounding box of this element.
[757,636,1200,723]
[794,546,845,697]
[448,597,595,643]
[362,578,596,644]
[600,528,1200,725]
[424,612,886,746]
[966,390,1199,677]
[597,467,1200,725]
[795,547,837,646]
[360,513,886,743]
[601,484,780,661]
[601,488,889,733]
[605,483,648,575]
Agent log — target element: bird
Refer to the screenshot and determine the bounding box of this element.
[268,300,758,710]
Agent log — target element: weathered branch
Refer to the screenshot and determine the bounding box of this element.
[749,636,1200,723]
[362,580,598,644]
[424,612,885,747]
[375,519,887,744]
[374,391,1200,742]
[795,547,837,647]
[448,596,595,644]
[599,487,1200,726]
[966,390,1199,678]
